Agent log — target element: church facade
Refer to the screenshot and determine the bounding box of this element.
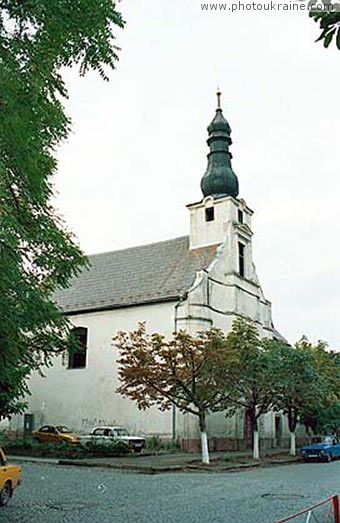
[12,95,291,449]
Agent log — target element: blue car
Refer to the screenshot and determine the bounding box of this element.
[300,436,340,462]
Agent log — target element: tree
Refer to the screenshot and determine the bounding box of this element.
[219,318,277,460]
[302,401,340,436]
[269,337,340,455]
[266,337,322,456]
[114,323,231,464]
[300,348,340,436]
[310,9,340,50]
[0,1,124,418]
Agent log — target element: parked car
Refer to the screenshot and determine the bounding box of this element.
[300,436,340,462]
[0,448,21,507]
[32,425,81,445]
[80,426,146,452]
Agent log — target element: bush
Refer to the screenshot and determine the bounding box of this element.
[146,436,180,453]
[0,432,130,458]
[84,440,129,456]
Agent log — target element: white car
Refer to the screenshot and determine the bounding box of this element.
[80,426,146,452]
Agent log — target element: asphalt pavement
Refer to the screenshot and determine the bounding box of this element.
[1,459,340,523]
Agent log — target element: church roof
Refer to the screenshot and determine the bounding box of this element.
[53,236,218,314]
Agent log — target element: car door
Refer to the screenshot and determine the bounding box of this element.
[91,428,106,444]
[0,450,6,491]
[44,426,59,444]
[332,438,340,457]
[37,426,51,443]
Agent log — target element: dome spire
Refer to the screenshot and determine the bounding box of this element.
[200,91,239,199]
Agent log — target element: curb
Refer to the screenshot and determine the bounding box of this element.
[57,458,300,473]
[7,454,302,473]
[58,460,184,473]
[7,455,60,465]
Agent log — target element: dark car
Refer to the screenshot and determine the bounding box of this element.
[300,436,340,462]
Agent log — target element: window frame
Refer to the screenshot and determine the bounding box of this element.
[238,242,245,278]
[205,207,215,222]
[68,326,88,369]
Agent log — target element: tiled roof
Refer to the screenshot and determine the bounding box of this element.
[53,236,218,314]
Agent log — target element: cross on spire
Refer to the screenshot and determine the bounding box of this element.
[216,87,221,109]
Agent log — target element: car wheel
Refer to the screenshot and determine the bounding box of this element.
[326,453,332,463]
[0,482,12,507]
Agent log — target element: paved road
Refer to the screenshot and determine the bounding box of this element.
[1,460,340,523]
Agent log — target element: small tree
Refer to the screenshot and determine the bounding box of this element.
[114,323,230,464]
[266,337,322,456]
[220,318,277,460]
[300,347,340,437]
[302,401,340,436]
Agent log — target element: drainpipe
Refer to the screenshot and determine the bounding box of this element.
[172,296,185,440]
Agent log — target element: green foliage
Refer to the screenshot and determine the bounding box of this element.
[217,318,277,429]
[0,1,124,417]
[83,440,129,455]
[309,6,340,50]
[264,338,320,433]
[146,436,180,453]
[265,336,340,437]
[302,400,340,435]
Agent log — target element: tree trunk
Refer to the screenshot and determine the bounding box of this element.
[288,407,297,456]
[250,407,260,461]
[199,411,210,464]
[253,425,260,460]
[290,431,296,456]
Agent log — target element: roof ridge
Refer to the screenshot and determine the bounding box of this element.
[87,236,189,259]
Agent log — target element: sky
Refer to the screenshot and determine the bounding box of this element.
[54,0,340,349]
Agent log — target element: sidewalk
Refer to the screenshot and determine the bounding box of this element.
[8,448,301,473]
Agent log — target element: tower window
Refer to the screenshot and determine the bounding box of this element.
[238,242,245,277]
[238,209,243,223]
[68,327,88,369]
[205,207,214,222]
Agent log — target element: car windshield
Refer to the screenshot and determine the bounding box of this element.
[56,426,72,434]
[115,429,129,436]
[311,436,333,445]
[323,437,333,445]
[311,436,322,444]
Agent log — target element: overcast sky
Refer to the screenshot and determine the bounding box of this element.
[54,0,340,348]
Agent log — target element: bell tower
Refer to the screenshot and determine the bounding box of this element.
[181,92,278,338]
[188,92,253,271]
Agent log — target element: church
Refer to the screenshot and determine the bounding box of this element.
[12,94,290,450]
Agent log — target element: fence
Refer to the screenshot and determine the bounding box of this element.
[275,495,340,523]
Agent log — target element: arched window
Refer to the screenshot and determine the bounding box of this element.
[68,327,88,369]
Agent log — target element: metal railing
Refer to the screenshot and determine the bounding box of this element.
[275,495,340,523]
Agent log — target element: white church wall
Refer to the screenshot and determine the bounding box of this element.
[11,301,177,437]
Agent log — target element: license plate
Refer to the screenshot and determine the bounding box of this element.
[308,454,319,458]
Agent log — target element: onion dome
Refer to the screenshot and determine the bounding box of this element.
[200,91,239,199]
